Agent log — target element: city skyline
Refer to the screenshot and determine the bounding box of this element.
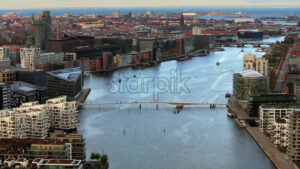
[1,0,300,9]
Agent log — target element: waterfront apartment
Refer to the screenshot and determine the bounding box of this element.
[46,96,78,131]
[259,104,294,148]
[50,134,86,160]
[0,96,78,139]
[233,70,269,101]
[0,102,50,139]
[288,109,300,162]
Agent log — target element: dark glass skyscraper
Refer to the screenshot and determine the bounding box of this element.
[33,11,52,49]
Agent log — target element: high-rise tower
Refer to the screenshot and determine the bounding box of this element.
[33,11,52,49]
[42,11,51,40]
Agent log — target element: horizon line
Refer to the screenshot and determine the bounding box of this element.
[1,6,300,10]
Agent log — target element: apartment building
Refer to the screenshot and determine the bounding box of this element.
[259,104,293,148]
[46,96,78,130]
[0,47,10,60]
[243,54,269,77]
[20,48,65,70]
[288,109,300,162]
[0,139,70,160]
[0,59,11,70]
[0,69,16,84]
[243,54,256,71]
[0,102,50,139]
[20,48,41,70]
[256,58,268,77]
[0,83,11,110]
[0,96,78,139]
[28,141,70,160]
[50,134,86,160]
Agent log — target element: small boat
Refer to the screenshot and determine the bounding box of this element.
[216,62,220,65]
[119,79,122,83]
[241,49,244,52]
[134,75,136,78]
[227,112,234,118]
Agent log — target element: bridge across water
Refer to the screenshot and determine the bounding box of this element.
[80,101,227,107]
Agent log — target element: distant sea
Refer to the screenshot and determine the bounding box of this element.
[0,7,299,19]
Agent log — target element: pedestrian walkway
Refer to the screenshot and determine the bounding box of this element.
[247,127,296,169]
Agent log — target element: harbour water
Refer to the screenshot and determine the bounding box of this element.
[78,36,284,169]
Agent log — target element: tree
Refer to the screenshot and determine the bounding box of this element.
[100,154,108,164]
[90,152,101,160]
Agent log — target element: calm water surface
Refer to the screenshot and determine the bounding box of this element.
[78,37,284,169]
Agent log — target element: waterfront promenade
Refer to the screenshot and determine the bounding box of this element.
[227,97,257,120]
[247,127,296,169]
[227,97,296,169]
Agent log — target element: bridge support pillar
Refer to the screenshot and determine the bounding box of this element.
[209,104,216,109]
[156,104,159,110]
[176,105,183,109]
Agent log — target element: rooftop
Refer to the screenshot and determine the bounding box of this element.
[47,67,82,82]
[240,70,263,78]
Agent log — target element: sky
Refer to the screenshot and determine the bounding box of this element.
[1,0,300,9]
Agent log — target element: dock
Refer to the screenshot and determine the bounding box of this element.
[247,127,296,169]
[76,88,91,109]
[227,97,257,120]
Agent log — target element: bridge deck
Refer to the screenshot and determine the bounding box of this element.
[80,101,227,106]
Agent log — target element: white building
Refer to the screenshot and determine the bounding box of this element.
[243,54,269,77]
[259,104,293,148]
[20,48,64,70]
[0,47,12,70]
[288,109,300,162]
[20,48,41,70]
[192,26,201,35]
[0,47,10,60]
[0,96,78,139]
[0,102,50,139]
[46,96,78,130]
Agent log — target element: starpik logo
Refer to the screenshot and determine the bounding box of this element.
[107,69,191,100]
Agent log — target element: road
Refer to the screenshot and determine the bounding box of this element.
[275,48,291,91]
